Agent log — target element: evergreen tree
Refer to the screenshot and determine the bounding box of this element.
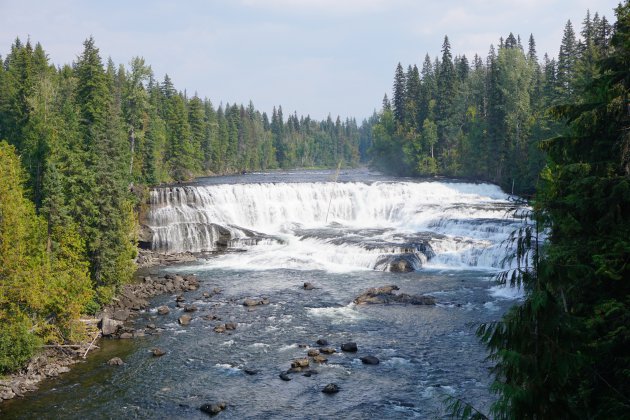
[557,20,578,99]
[392,62,406,124]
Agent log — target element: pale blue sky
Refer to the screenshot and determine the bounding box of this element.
[0,0,621,120]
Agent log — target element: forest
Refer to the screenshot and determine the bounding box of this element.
[369,10,613,195]
[0,36,364,372]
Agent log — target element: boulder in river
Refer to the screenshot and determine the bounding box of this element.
[291,358,310,369]
[152,348,166,357]
[307,349,320,357]
[279,373,292,381]
[243,297,270,307]
[200,402,226,416]
[107,357,124,366]
[316,338,328,346]
[224,322,237,330]
[178,315,192,325]
[213,325,226,333]
[303,282,315,290]
[341,342,358,352]
[322,383,340,394]
[184,305,198,312]
[353,285,436,305]
[100,316,123,336]
[157,305,170,315]
[312,355,328,364]
[320,347,336,354]
[360,356,380,365]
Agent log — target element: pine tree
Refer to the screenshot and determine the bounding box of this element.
[556,20,578,99]
[392,62,406,124]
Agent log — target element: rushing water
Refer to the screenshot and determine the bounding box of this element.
[2,169,526,419]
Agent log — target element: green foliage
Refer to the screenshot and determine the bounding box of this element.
[468,2,630,418]
[0,315,41,375]
[0,141,93,370]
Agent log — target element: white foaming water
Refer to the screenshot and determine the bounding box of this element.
[148,180,526,272]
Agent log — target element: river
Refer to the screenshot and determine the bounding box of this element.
[2,168,525,419]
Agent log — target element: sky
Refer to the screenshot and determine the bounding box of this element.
[0,0,622,121]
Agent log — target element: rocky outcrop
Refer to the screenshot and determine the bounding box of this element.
[353,285,436,305]
[99,274,201,337]
[243,297,270,307]
[135,249,198,268]
[100,317,123,337]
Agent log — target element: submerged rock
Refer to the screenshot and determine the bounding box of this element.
[341,342,358,352]
[353,285,436,305]
[152,348,166,357]
[322,383,340,394]
[279,373,292,381]
[200,402,226,416]
[107,357,124,366]
[360,356,380,365]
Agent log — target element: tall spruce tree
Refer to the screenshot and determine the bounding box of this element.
[392,62,406,124]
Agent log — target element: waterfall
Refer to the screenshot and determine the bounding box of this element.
[147,180,525,271]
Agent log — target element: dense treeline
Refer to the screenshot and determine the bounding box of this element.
[0,37,362,372]
[450,3,630,418]
[370,10,613,194]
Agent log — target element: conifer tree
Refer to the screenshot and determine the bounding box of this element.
[392,62,406,124]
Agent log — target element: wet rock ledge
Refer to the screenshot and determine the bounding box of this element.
[353,285,436,305]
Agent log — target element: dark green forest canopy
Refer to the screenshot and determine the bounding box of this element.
[448,3,630,418]
[370,10,614,195]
